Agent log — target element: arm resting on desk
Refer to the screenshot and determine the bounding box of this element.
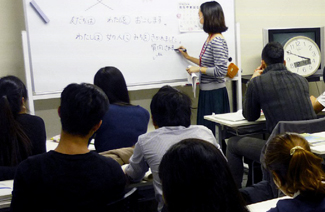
[124,143,149,183]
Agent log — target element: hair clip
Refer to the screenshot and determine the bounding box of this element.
[290,146,304,156]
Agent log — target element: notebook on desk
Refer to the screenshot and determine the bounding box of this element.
[213,110,264,122]
[213,110,245,122]
[300,132,325,146]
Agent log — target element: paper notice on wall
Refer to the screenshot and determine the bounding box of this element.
[177,2,202,32]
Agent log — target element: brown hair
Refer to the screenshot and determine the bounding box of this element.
[265,133,325,196]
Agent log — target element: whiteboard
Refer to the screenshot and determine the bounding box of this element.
[23,0,236,95]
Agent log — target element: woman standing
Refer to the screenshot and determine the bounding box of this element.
[177,1,230,134]
[265,133,325,212]
[0,76,46,180]
[93,66,150,152]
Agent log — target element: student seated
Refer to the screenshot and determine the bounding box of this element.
[10,83,126,212]
[0,76,46,180]
[310,92,325,114]
[265,133,325,212]
[159,138,249,212]
[226,42,317,189]
[124,85,221,212]
[93,66,149,152]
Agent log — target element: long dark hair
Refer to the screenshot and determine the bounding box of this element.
[94,66,130,105]
[159,138,248,212]
[0,76,32,166]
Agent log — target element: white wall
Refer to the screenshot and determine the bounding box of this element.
[236,0,325,75]
[1,0,325,138]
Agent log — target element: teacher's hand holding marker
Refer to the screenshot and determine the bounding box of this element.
[175,1,230,136]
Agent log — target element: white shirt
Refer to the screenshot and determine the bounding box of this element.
[317,91,325,107]
[125,125,220,211]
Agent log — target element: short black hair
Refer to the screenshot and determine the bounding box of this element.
[150,85,191,128]
[60,83,109,137]
[159,139,248,212]
[94,66,130,105]
[261,42,284,65]
[200,1,228,34]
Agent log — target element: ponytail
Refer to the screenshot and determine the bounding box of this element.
[0,77,32,166]
[287,146,325,195]
[265,133,325,196]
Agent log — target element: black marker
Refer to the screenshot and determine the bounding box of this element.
[174,48,187,53]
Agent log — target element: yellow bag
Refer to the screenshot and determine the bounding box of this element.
[227,63,239,78]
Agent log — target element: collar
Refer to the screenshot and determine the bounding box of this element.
[262,63,287,75]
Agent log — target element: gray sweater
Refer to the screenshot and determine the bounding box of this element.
[243,63,317,133]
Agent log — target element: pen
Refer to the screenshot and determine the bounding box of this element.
[174,48,187,53]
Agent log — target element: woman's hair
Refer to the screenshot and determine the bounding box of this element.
[0,76,31,166]
[94,66,130,105]
[200,1,228,34]
[265,133,325,196]
[159,138,248,212]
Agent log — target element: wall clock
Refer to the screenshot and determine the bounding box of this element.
[283,36,321,77]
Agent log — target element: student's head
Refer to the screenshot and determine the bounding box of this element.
[150,85,191,128]
[0,76,31,166]
[0,76,27,116]
[159,138,248,212]
[261,42,284,66]
[59,83,109,137]
[199,1,228,34]
[265,133,325,196]
[94,66,130,105]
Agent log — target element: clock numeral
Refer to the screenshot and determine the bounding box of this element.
[313,59,316,64]
[290,44,295,50]
[286,57,291,62]
[295,41,300,46]
[312,51,316,57]
[309,45,313,51]
[309,65,313,70]
[290,64,294,69]
[302,67,306,72]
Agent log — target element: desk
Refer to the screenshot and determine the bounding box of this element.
[247,196,290,212]
[0,180,13,210]
[204,114,266,150]
[301,132,325,155]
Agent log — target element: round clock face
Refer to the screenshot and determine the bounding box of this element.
[283,36,321,77]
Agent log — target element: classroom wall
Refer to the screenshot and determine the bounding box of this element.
[1,0,325,138]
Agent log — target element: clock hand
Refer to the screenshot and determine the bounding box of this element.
[286,51,310,60]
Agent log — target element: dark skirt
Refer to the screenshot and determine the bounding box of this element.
[197,87,230,135]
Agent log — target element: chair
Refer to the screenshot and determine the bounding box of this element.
[106,187,138,212]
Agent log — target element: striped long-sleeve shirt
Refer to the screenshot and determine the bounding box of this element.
[199,36,228,90]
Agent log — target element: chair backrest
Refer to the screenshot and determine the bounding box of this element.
[106,187,138,212]
[261,117,325,167]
